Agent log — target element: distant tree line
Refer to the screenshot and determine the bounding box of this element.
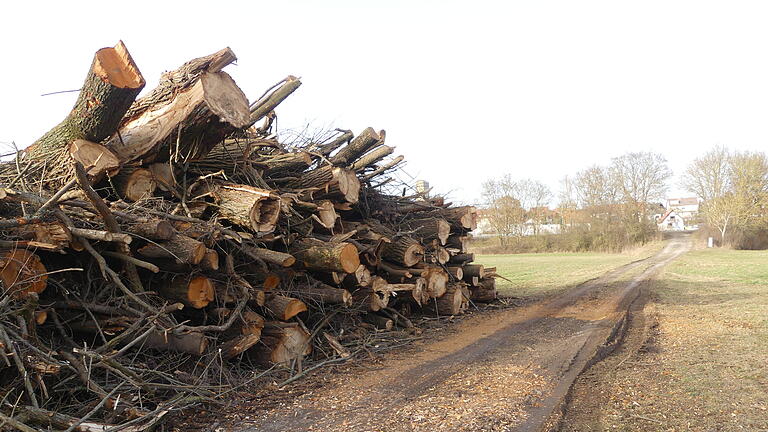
[481,152,671,252]
[682,146,768,248]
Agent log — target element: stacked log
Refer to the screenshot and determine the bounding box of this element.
[0,42,498,431]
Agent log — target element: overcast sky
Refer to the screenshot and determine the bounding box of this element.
[3,1,768,205]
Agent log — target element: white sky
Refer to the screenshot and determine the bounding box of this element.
[3,1,768,206]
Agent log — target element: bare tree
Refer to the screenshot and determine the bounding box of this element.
[610,152,671,219]
[698,150,768,244]
[681,145,731,202]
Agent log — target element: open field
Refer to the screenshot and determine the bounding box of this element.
[562,248,768,431]
[476,241,665,299]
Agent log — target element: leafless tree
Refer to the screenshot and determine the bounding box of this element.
[681,145,731,202]
[610,152,672,218]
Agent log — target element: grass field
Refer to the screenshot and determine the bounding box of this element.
[600,248,768,430]
[475,241,664,298]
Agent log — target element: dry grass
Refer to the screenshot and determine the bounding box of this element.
[476,241,664,299]
[584,249,768,431]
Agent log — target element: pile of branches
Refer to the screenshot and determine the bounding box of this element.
[0,42,497,431]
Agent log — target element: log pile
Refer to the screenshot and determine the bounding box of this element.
[0,42,497,431]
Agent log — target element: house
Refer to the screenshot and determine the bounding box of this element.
[656,197,699,231]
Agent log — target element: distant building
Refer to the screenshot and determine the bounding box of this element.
[415,180,430,196]
[656,197,699,231]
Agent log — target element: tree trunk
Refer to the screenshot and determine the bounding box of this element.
[240,245,295,267]
[403,218,451,245]
[157,275,215,309]
[448,253,474,265]
[123,219,176,241]
[145,331,208,355]
[462,264,485,279]
[137,234,207,265]
[350,145,394,172]
[106,48,249,163]
[288,282,353,306]
[111,167,156,201]
[471,278,498,303]
[20,41,144,188]
[264,294,307,320]
[289,238,360,273]
[445,266,464,280]
[382,237,424,267]
[219,333,261,360]
[363,314,393,330]
[248,75,302,127]
[251,322,311,365]
[329,127,383,166]
[209,184,281,233]
[433,284,464,315]
[318,167,361,204]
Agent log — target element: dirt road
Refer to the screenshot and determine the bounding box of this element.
[235,235,691,432]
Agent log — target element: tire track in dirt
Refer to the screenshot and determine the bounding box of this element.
[235,235,691,432]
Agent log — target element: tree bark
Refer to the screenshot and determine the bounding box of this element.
[289,238,360,273]
[248,75,302,127]
[264,294,307,320]
[112,167,157,201]
[137,234,207,265]
[106,49,249,163]
[403,218,451,245]
[329,127,383,166]
[382,236,424,267]
[240,245,295,267]
[209,184,281,233]
[156,275,215,309]
[19,41,144,188]
[251,322,311,365]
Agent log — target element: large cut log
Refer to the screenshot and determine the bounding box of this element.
[329,127,383,166]
[264,294,307,320]
[208,184,281,233]
[445,266,464,280]
[363,313,394,330]
[220,333,261,360]
[258,152,312,175]
[403,218,451,245]
[433,284,464,315]
[137,234,207,265]
[112,167,156,201]
[438,206,478,230]
[471,278,498,303]
[145,331,208,355]
[289,282,353,306]
[462,264,485,279]
[448,253,475,265]
[252,322,312,365]
[105,48,250,163]
[424,246,450,265]
[422,267,449,298]
[123,219,176,241]
[157,275,215,309]
[382,237,424,267]
[318,167,361,204]
[289,238,360,273]
[19,41,144,187]
[342,264,372,288]
[350,145,394,172]
[313,130,353,156]
[0,249,48,298]
[446,235,470,253]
